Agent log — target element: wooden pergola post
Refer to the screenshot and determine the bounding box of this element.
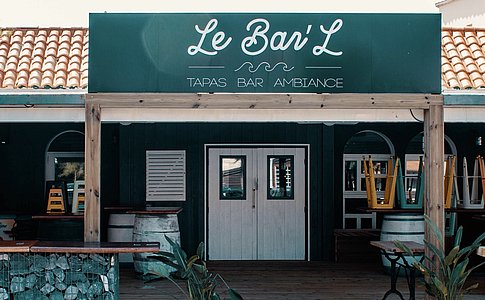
[83,93,445,248]
[84,101,101,242]
[424,103,445,295]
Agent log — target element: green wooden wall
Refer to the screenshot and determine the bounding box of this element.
[115,123,329,260]
[2,122,485,261]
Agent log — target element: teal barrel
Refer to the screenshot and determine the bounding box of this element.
[380,214,424,272]
[108,213,135,263]
[132,214,181,276]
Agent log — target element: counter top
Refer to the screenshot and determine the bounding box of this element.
[30,241,161,254]
[32,214,84,220]
[0,240,160,254]
[0,240,38,252]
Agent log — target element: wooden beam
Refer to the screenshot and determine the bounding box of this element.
[87,93,442,109]
[84,102,101,242]
[424,104,444,291]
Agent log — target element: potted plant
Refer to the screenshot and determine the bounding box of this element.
[395,215,485,300]
[146,236,243,300]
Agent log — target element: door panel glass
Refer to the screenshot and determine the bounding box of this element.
[268,156,294,200]
[220,156,246,200]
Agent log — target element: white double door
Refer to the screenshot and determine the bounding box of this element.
[208,147,306,260]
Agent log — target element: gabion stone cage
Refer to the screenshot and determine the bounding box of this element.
[0,252,118,300]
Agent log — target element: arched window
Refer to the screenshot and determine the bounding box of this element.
[342,130,394,229]
[45,130,84,206]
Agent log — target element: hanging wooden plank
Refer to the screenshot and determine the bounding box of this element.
[424,104,444,287]
[85,101,101,242]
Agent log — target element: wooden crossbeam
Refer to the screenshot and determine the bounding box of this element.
[87,93,443,109]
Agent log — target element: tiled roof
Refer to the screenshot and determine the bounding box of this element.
[0,28,88,89]
[442,27,485,90]
[1,27,485,91]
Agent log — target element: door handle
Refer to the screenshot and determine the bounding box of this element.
[252,178,258,209]
[252,188,256,209]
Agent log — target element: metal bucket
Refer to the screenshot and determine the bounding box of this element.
[132,214,181,276]
[108,213,135,263]
[380,214,424,272]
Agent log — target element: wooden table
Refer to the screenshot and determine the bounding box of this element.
[371,241,425,300]
[32,214,84,220]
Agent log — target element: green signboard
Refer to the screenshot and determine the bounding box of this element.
[89,13,441,93]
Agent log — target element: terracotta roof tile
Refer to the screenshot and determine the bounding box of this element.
[0,28,87,89]
[2,27,485,91]
[441,27,485,90]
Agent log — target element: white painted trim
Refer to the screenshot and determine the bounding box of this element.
[0,108,84,122]
[204,143,311,261]
[100,107,485,123]
[103,108,420,122]
[0,107,483,123]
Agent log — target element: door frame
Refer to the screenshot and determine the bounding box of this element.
[204,144,310,260]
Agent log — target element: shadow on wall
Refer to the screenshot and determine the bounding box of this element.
[439,0,485,27]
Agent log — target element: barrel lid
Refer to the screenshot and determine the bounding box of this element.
[128,207,183,214]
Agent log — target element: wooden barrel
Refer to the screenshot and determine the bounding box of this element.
[108,213,135,263]
[380,214,424,272]
[132,213,181,276]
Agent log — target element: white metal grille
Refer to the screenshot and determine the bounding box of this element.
[146,150,186,201]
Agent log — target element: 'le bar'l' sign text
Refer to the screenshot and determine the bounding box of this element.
[89,13,441,94]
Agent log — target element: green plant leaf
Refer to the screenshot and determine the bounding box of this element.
[147,263,172,278]
[197,242,205,259]
[463,282,479,293]
[228,288,245,300]
[453,226,463,248]
[431,276,448,298]
[445,246,460,266]
[424,215,444,248]
[471,230,485,246]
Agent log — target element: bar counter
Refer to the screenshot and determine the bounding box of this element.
[0,240,160,299]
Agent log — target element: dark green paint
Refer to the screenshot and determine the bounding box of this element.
[0,94,84,106]
[89,13,441,93]
[444,94,485,105]
[5,122,485,260]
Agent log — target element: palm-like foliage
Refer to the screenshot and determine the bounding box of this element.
[146,236,243,300]
[395,215,485,300]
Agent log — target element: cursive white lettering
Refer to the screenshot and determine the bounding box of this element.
[313,19,343,56]
[241,18,269,56]
[188,19,232,56]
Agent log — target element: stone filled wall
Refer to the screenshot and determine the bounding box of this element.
[0,252,118,300]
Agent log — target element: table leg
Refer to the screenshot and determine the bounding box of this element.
[401,256,422,300]
[407,267,417,300]
[381,251,405,300]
